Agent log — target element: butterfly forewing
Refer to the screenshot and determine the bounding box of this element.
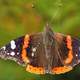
[0,36,25,66]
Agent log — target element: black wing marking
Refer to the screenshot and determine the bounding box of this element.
[71,37,80,66]
[0,36,25,66]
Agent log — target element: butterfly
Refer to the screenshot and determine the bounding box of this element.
[0,24,80,74]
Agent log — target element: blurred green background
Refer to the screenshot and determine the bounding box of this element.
[0,0,80,80]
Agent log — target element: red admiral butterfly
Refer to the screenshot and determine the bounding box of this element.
[0,24,80,74]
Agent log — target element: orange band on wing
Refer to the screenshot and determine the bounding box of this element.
[64,35,73,64]
[22,48,30,63]
[26,64,45,74]
[66,35,72,49]
[21,34,30,63]
[52,66,72,74]
[23,35,30,48]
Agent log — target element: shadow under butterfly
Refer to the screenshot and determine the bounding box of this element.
[0,24,80,75]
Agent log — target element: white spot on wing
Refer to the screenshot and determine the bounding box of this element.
[1,46,6,50]
[31,47,37,57]
[32,47,36,52]
[10,40,16,50]
[31,52,34,57]
[10,52,15,56]
[7,53,10,55]
[17,52,19,55]
[76,54,78,57]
